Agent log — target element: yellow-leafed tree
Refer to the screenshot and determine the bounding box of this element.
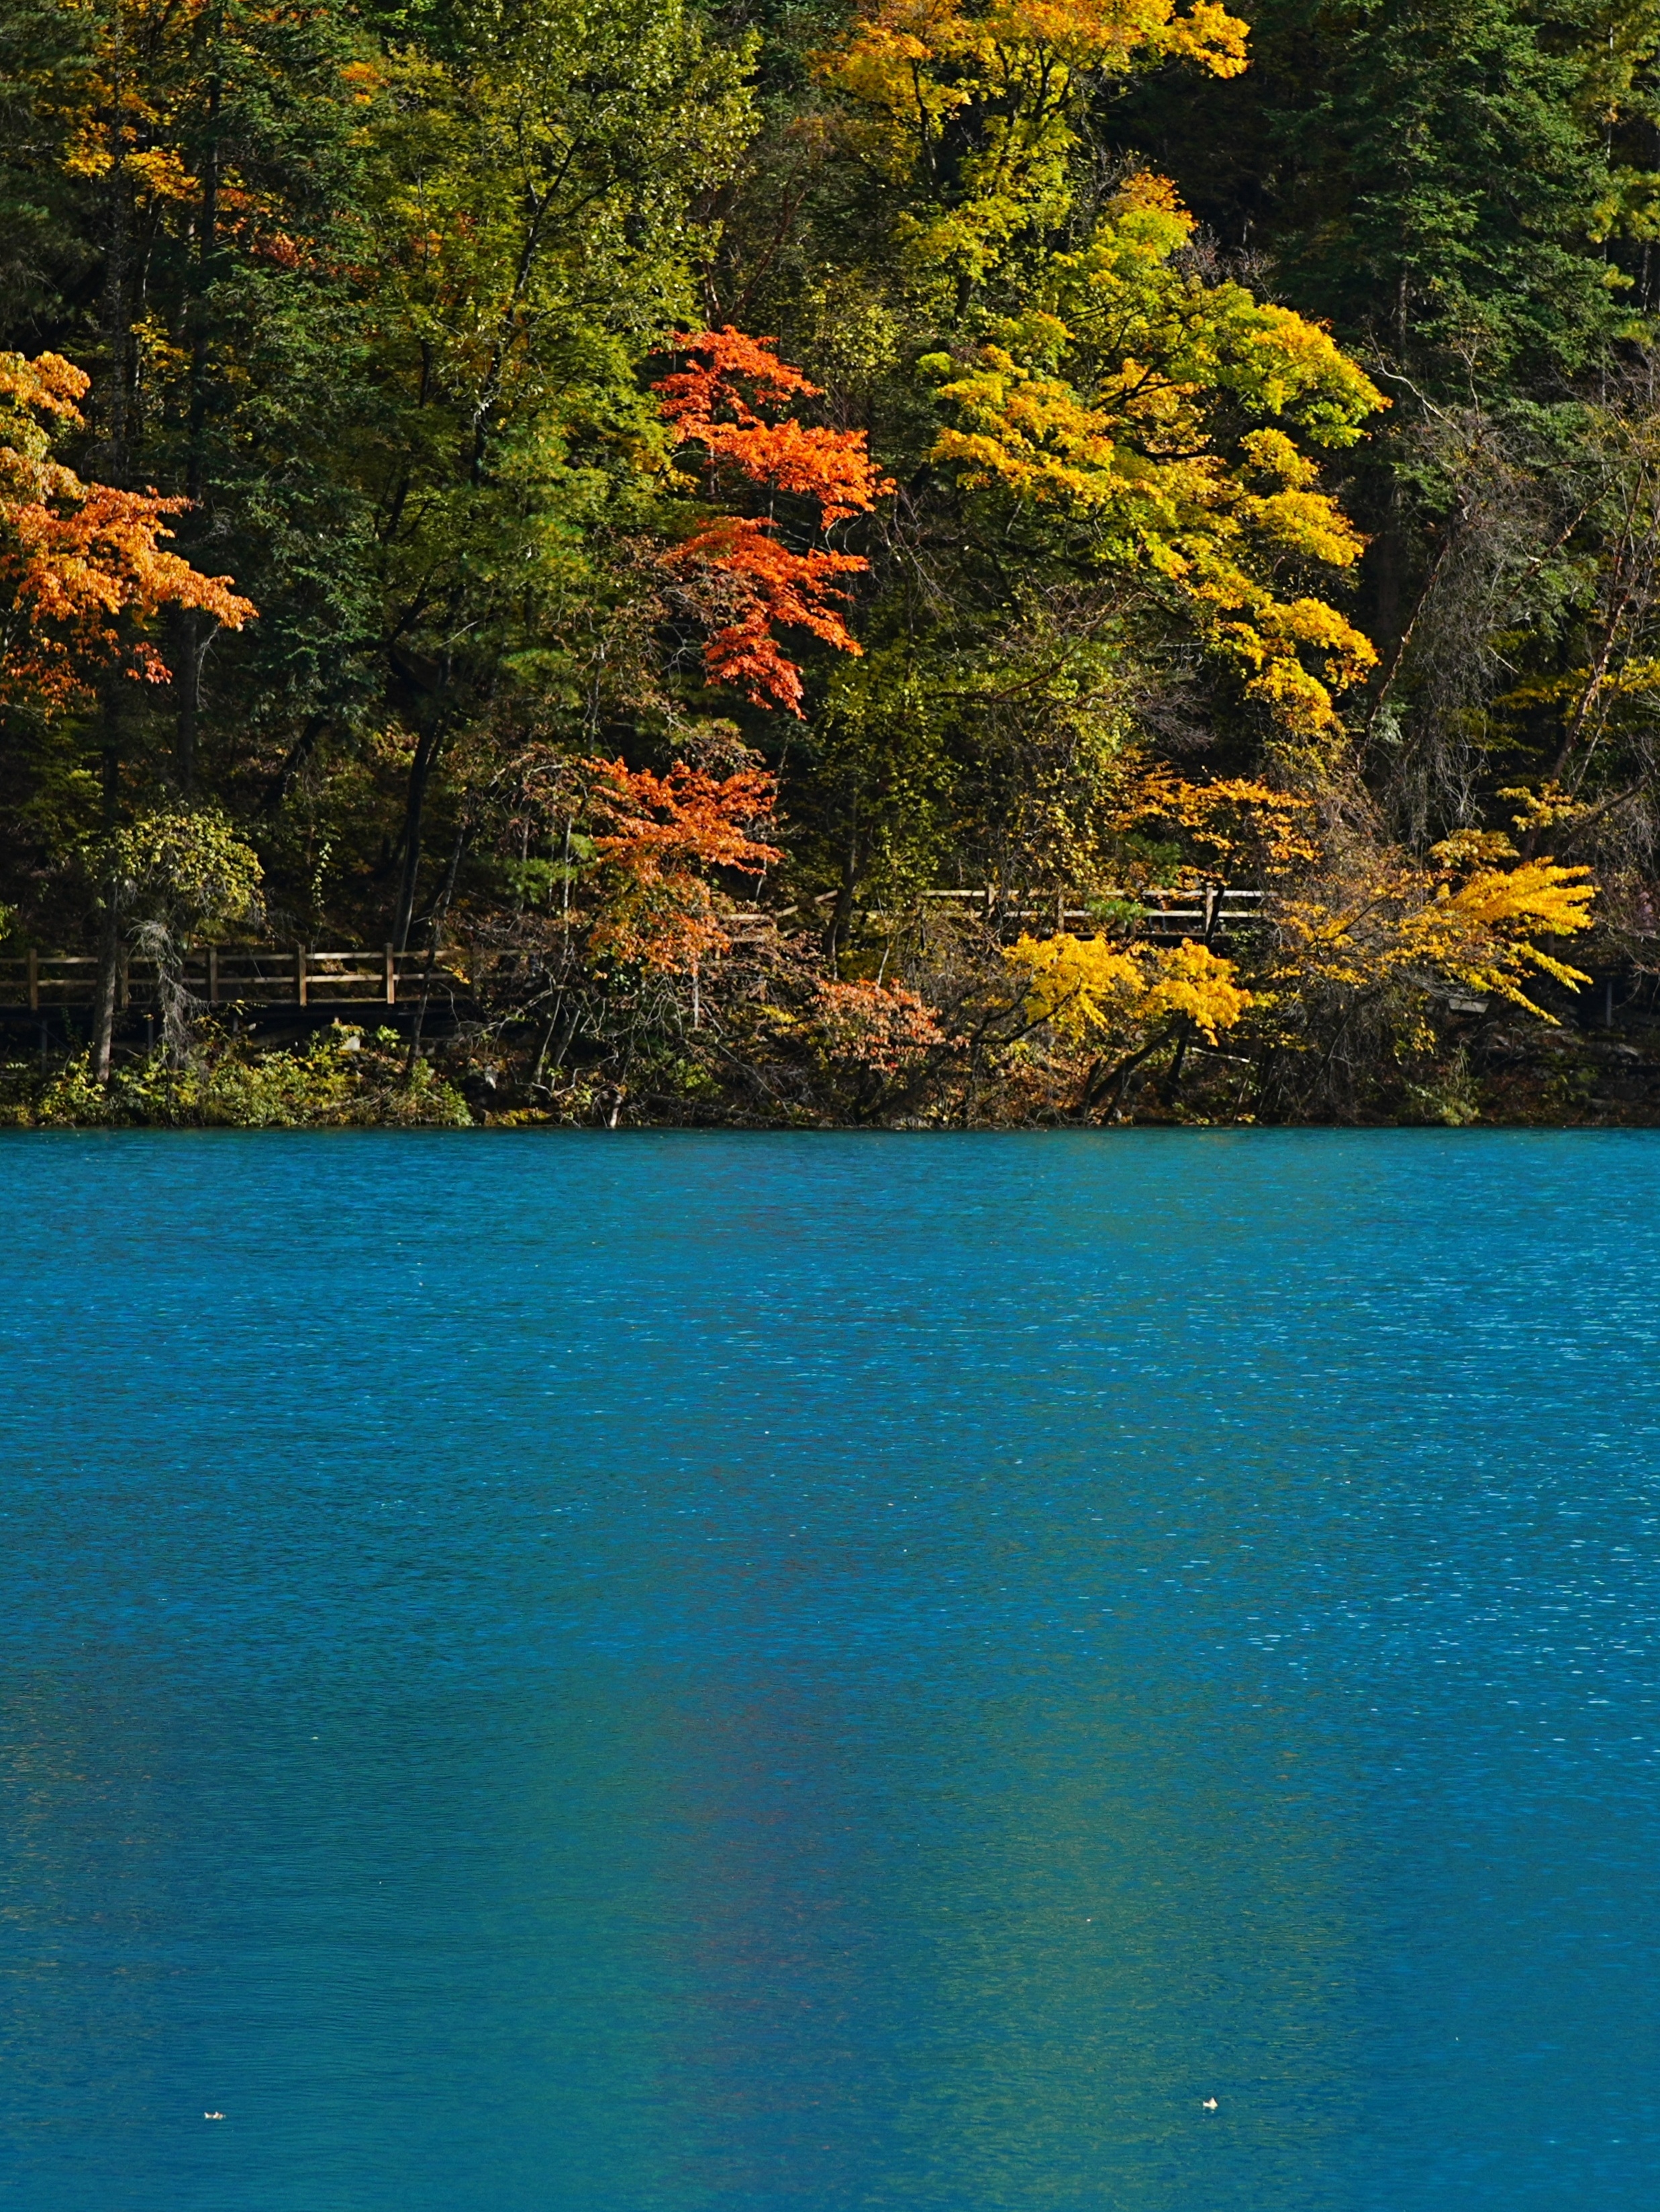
[815,5,1384,748]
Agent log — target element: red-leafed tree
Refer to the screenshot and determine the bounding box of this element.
[585,754,783,971]
[654,328,891,715]
[0,353,255,709]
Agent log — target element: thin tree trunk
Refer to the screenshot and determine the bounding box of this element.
[177,20,222,793]
[92,693,124,1082]
[262,710,326,813]
[186,31,219,507]
[825,803,859,964]
[1161,1020,1192,1105]
[92,899,120,1083]
[100,2,130,479]
[175,609,203,793]
[1367,470,1406,669]
[92,7,132,1080]
[393,718,444,951]
[403,815,469,1078]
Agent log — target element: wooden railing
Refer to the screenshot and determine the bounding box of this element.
[916,886,1265,940]
[1,891,1263,1010]
[773,887,1266,941]
[0,946,462,1012]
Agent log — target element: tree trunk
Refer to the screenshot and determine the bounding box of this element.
[92,701,124,1082]
[824,803,860,965]
[186,34,220,508]
[392,719,444,951]
[403,815,469,1078]
[175,607,201,792]
[99,1,132,480]
[1366,469,1406,676]
[262,711,326,813]
[1160,1021,1192,1106]
[92,897,120,1084]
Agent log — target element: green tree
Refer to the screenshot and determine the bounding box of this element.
[344,0,756,946]
[0,0,383,949]
[1114,1,1660,387]
[91,803,263,1076]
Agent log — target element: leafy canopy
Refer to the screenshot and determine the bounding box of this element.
[819,0,1249,297]
[585,755,783,971]
[922,171,1385,736]
[809,5,1387,743]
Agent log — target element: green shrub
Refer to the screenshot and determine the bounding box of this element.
[26,1024,471,1129]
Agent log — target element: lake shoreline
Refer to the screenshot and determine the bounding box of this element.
[8,1005,1660,1131]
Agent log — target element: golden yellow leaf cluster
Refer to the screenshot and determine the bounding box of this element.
[1005,929,1251,1044]
[1273,857,1598,1018]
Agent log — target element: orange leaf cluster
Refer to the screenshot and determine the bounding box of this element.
[813,977,946,1070]
[654,329,893,715]
[0,352,254,708]
[679,517,871,716]
[656,326,892,527]
[585,754,783,970]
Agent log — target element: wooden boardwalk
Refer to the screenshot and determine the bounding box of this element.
[0,946,456,1013]
[913,887,1265,941]
[0,891,1264,1011]
[777,887,1266,941]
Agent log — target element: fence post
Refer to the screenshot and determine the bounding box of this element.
[207,946,219,1007]
[384,944,396,1006]
[296,946,307,1007]
[27,949,38,1012]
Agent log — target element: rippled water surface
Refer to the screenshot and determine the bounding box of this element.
[1,1129,1658,2209]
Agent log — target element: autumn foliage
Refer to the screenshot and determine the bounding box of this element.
[823,0,1251,123]
[0,353,254,707]
[584,754,783,970]
[655,329,892,714]
[3,0,1652,1133]
[1006,931,1252,1047]
[812,977,946,1070]
[1271,848,1599,1019]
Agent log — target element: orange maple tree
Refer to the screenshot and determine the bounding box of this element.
[0,352,254,708]
[654,328,892,715]
[584,754,783,970]
[813,977,945,1071]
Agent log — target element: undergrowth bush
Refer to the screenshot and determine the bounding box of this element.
[2,1023,471,1128]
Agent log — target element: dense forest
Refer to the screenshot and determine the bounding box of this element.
[5,0,1660,1125]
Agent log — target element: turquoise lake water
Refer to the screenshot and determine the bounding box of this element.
[1,1129,1657,2209]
